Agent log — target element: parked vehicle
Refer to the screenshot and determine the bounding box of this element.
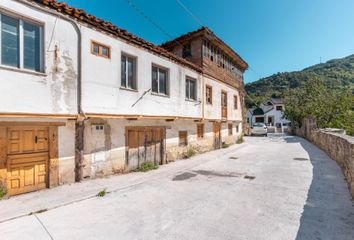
[251,123,268,136]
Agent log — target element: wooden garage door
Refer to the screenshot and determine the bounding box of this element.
[6,127,49,196]
[126,127,165,171]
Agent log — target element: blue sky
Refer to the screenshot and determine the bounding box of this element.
[64,0,354,83]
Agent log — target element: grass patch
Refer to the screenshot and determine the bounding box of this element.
[185,146,197,158]
[0,186,6,199]
[236,135,244,144]
[97,188,107,197]
[222,142,230,148]
[133,162,159,172]
[29,209,48,215]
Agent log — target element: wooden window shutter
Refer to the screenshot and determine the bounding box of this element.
[197,124,204,138]
[179,131,188,146]
[228,124,233,136]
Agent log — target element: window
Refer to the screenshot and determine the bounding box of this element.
[152,65,168,95]
[121,53,137,89]
[182,44,191,58]
[206,85,212,104]
[197,123,204,138]
[0,14,43,72]
[186,77,197,101]
[236,124,239,133]
[234,95,238,110]
[91,124,105,135]
[228,124,233,136]
[276,105,283,111]
[91,41,110,58]
[179,131,188,146]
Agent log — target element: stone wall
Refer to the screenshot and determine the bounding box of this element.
[296,117,354,198]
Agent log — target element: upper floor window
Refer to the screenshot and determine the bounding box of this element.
[234,95,238,110]
[185,77,197,101]
[206,85,212,104]
[182,44,191,58]
[152,65,168,95]
[91,41,110,58]
[121,53,137,90]
[276,105,283,111]
[0,14,43,72]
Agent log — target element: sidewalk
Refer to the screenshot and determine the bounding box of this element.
[0,143,246,223]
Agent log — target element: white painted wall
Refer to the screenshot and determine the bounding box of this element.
[0,0,78,114]
[204,76,243,121]
[80,26,202,118]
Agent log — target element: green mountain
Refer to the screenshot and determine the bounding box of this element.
[245,54,354,106]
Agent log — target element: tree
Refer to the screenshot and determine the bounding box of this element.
[284,77,354,135]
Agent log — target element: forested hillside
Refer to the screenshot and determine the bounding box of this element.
[245,54,354,106]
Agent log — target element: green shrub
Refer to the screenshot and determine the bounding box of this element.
[97,188,107,197]
[236,135,244,144]
[222,142,230,148]
[185,146,197,158]
[0,186,6,199]
[133,162,159,172]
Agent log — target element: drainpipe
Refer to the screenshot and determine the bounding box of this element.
[15,0,84,182]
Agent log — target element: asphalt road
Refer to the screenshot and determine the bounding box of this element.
[1,135,354,240]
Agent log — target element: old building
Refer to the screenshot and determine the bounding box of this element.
[247,98,291,133]
[0,0,248,196]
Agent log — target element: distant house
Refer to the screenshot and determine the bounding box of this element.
[247,98,290,129]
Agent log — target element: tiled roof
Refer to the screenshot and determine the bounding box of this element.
[32,0,202,72]
[160,26,248,71]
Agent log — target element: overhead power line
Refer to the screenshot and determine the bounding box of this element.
[175,0,204,26]
[125,0,184,47]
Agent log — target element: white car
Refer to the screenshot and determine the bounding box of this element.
[251,123,268,136]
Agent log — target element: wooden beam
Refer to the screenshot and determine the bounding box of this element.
[0,121,66,127]
[0,113,77,119]
[75,121,84,182]
[49,127,59,188]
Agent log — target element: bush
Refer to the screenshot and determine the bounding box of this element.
[222,142,230,148]
[0,186,6,199]
[133,162,159,172]
[185,146,197,158]
[97,188,107,197]
[236,135,244,144]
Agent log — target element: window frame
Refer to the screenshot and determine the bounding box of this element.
[234,95,238,110]
[228,123,233,136]
[276,105,283,111]
[185,76,197,101]
[179,131,188,147]
[120,52,137,90]
[91,40,111,59]
[197,123,204,139]
[0,12,44,73]
[151,64,169,96]
[205,85,213,105]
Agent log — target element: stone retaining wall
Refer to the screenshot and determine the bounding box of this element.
[296,117,354,198]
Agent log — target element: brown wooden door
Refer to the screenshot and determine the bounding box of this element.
[6,127,49,196]
[126,127,165,171]
[213,122,221,149]
[221,91,228,119]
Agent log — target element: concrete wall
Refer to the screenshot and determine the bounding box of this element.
[0,0,78,115]
[297,117,354,198]
[76,118,243,179]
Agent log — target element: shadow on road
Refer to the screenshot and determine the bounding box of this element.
[284,136,354,240]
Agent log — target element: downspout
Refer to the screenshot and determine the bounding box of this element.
[15,0,84,182]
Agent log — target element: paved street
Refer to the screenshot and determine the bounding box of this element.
[1,135,353,240]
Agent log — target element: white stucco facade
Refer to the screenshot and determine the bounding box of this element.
[0,0,247,191]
